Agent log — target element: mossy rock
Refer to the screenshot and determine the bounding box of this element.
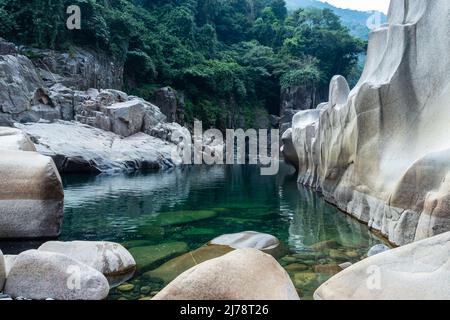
[128,242,189,273]
[285,263,310,273]
[211,208,232,213]
[136,225,166,239]
[293,272,318,288]
[144,245,234,284]
[328,249,349,262]
[310,240,340,251]
[122,239,159,250]
[182,227,217,237]
[313,264,342,275]
[292,252,325,261]
[117,283,135,292]
[154,210,217,226]
[344,250,360,258]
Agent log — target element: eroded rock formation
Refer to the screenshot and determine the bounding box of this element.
[282,0,450,246]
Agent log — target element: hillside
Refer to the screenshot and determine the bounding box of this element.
[285,0,387,39]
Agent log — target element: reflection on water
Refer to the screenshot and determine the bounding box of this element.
[0,164,386,300]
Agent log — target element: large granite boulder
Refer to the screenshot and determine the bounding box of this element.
[16,121,181,174]
[0,150,64,238]
[282,0,450,246]
[153,248,300,300]
[0,127,36,151]
[314,232,450,300]
[38,241,136,287]
[4,250,109,300]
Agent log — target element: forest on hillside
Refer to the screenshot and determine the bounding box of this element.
[0,0,365,128]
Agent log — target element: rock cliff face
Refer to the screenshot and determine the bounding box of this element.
[29,47,124,90]
[282,0,450,246]
[0,39,190,174]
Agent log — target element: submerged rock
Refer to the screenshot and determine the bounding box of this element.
[38,241,136,287]
[313,264,342,275]
[310,240,340,251]
[4,250,109,300]
[285,263,310,273]
[128,242,189,273]
[154,210,217,226]
[314,231,450,300]
[293,272,317,288]
[0,150,64,239]
[153,248,300,300]
[144,245,234,284]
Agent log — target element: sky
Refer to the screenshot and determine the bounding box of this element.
[322,0,391,13]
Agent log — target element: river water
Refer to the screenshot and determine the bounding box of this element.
[2,163,387,300]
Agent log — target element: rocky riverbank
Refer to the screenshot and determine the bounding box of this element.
[0,37,189,175]
[0,233,304,300]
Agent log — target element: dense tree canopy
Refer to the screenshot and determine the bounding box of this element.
[0,0,364,128]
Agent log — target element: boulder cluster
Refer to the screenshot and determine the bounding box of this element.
[0,241,135,300]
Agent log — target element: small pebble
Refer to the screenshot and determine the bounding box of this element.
[117,283,135,292]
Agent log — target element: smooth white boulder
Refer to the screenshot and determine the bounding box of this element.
[4,250,109,300]
[153,248,300,300]
[0,150,64,238]
[0,127,36,151]
[38,241,136,287]
[0,250,5,291]
[210,231,279,251]
[282,0,450,245]
[314,232,450,300]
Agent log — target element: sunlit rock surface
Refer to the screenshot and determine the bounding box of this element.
[4,250,109,300]
[283,0,450,246]
[38,241,136,288]
[16,121,181,174]
[153,248,300,300]
[314,231,450,300]
[0,150,64,239]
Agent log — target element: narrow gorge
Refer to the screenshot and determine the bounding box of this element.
[0,0,449,303]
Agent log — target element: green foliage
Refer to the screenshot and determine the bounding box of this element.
[0,0,364,127]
